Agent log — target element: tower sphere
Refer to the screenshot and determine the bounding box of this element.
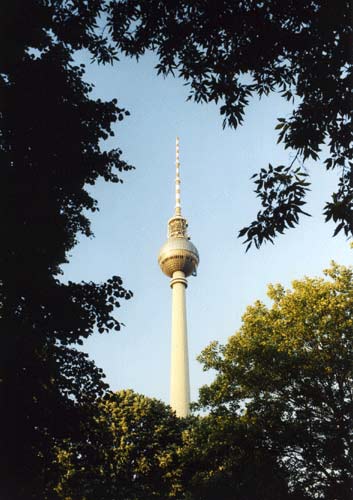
[158,236,199,278]
[159,213,199,278]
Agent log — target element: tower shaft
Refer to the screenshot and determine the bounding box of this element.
[170,271,190,417]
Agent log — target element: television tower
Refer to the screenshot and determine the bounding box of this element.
[158,137,199,417]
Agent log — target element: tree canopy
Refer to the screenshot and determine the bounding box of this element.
[54,390,185,500]
[0,2,131,498]
[197,262,353,499]
[52,264,353,500]
[106,0,352,248]
[181,414,301,500]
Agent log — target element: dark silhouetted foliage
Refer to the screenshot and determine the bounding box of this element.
[182,415,307,500]
[106,0,353,248]
[0,1,132,498]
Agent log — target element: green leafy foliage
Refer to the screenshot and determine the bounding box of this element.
[196,263,353,499]
[182,414,303,500]
[54,390,186,499]
[106,0,353,246]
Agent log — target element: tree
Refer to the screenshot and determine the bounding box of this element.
[196,263,353,499]
[181,414,305,500]
[106,0,352,248]
[54,390,186,500]
[0,2,132,498]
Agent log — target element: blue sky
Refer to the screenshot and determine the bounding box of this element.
[61,51,352,404]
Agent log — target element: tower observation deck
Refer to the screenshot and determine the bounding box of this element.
[158,137,199,417]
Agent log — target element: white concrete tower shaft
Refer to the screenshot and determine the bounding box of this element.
[170,270,190,417]
[158,137,199,418]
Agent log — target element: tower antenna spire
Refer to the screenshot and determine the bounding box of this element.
[175,136,181,216]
